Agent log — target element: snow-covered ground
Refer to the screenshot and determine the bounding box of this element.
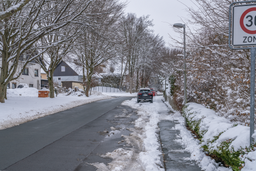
[88,96,224,171]
[183,103,256,171]
[89,97,256,171]
[91,86,127,93]
[0,87,135,130]
[88,96,166,171]
[1,87,255,171]
[161,103,232,171]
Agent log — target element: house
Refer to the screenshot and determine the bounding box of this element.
[41,72,48,88]
[0,56,41,89]
[53,61,103,89]
[9,61,41,89]
[0,51,42,89]
[53,61,83,89]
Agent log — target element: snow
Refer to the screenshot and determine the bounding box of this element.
[90,96,231,171]
[1,87,137,130]
[102,92,137,97]
[183,102,256,171]
[1,88,256,171]
[91,148,134,171]
[159,102,231,171]
[7,87,38,97]
[0,0,28,19]
[214,125,250,151]
[1,87,114,130]
[88,97,165,171]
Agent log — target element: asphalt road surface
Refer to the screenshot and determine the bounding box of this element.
[0,96,136,171]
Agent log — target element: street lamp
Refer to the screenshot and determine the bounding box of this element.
[173,23,187,105]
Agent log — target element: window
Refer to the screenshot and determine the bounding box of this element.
[61,66,65,72]
[7,83,10,89]
[12,83,16,89]
[58,78,61,80]
[29,84,33,87]
[34,69,38,77]
[22,68,29,75]
[22,53,28,61]
[139,90,150,93]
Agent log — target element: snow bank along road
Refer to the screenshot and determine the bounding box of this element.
[0,92,114,130]
[1,94,233,171]
[1,95,168,171]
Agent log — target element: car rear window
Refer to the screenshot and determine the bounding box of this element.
[140,90,150,93]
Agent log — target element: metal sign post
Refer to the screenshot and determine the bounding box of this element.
[229,1,256,146]
[250,48,255,145]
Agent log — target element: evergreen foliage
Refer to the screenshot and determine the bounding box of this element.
[183,105,256,171]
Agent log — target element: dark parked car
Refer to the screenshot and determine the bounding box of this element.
[17,83,28,88]
[137,88,153,103]
[17,85,24,88]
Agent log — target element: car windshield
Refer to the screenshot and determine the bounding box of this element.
[140,90,150,93]
[17,85,24,88]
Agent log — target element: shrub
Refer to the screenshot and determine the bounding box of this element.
[182,105,252,171]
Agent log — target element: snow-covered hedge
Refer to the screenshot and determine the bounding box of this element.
[7,87,38,97]
[183,103,256,171]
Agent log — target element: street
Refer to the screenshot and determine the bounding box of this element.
[0,97,135,171]
[2,0,256,170]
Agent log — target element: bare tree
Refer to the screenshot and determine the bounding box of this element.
[118,13,153,93]
[37,31,76,98]
[169,0,254,124]
[72,0,124,97]
[36,0,92,98]
[0,0,92,103]
[0,0,31,20]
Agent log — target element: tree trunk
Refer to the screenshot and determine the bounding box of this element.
[48,71,55,98]
[129,74,133,94]
[119,76,123,90]
[136,69,139,92]
[83,64,86,94]
[85,75,91,97]
[5,87,7,100]
[119,55,124,91]
[0,63,7,103]
[0,84,6,103]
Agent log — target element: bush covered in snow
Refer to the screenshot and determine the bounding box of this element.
[7,87,38,97]
[168,0,255,127]
[183,103,256,171]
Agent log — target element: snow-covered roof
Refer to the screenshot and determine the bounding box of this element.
[63,60,103,79]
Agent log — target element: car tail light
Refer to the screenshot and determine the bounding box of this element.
[148,93,152,95]
[138,93,142,95]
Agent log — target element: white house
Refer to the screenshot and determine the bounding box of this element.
[0,58,41,89]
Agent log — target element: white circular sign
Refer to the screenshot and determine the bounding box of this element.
[233,5,256,46]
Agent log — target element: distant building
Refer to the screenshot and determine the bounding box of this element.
[53,61,83,89]
[53,61,102,89]
[0,57,41,89]
[41,73,48,89]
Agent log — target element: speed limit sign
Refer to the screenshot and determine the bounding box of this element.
[233,4,256,46]
[229,2,255,146]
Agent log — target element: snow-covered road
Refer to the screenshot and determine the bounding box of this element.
[0,93,112,130]
[95,96,239,171]
[1,87,255,171]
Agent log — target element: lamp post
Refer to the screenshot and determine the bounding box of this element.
[173,23,187,105]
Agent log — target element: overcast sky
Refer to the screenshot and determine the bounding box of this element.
[119,0,196,47]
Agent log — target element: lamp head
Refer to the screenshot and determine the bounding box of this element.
[173,23,185,28]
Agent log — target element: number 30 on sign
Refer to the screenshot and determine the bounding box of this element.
[233,5,256,46]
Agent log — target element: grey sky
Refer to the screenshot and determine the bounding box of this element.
[119,0,196,46]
